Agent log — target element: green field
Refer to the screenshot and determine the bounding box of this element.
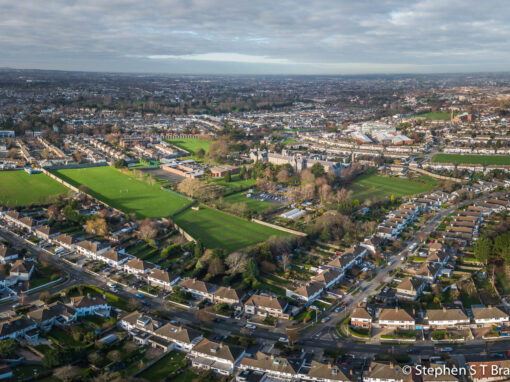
[349,173,438,201]
[51,166,191,219]
[211,173,257,193]
[413,111,452,120]
[0,170,69,206]
[174,205,289,251]
[431,154,510,166]
[224,192,274,212]
[166,138,213,154]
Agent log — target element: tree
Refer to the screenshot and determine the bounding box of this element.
[244,258,260,284]
[194,240,204,258]
[54,365,80,382]
[475,236,493,265]
[114,159,127,168]
[86,218,108,236]
[300,169,315,185]
[277,167,290,183]
[225,252,249,274]
[239,166,246,179]
[280,253,291,272]
[196,148,205,159]
[0,339,16,358]
[107,350,122,363]
[224,171,231,183]
[7,148,18,159]
[139,218,158,240]
[47,204,60,220]
[39,291,51,303]
[310,162,325,178]
[208,257,225,277]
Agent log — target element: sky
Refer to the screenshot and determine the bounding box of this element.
[1,0,509,75]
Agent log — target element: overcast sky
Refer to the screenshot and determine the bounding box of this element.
[1,0,509,75]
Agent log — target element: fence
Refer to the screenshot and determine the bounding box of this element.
[251,218,307,236]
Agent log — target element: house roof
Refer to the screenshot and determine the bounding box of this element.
[312,268,342,285]
[100,248,127,263]
[10,259,34,274]
[71,295,107,308]
[54,233,74,245]
[426,308,468,322]
[120,311,163,332]
[472,306,509,321]
[379,308,414,322]
[214,286,242,302]
[397,277,424,293]
[291,282,324,299]
[0,316,36,337]
[179,278,217,294]
[245,294,286,311]
[193,338,244,362]
[154,323,201,345]
[307,360,351,381]
[240,351,301,375]
[148,269,177,284]
[124,258,153,271]
[364,362,405,381]
[0,245,18,259]
[351,307,372,321]
[468,360,510,380]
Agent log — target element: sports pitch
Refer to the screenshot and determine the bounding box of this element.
[0,170,69,206]
[51,166,191,219]
[173,206,289,251]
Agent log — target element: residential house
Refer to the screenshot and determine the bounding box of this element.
[76,240,110,258]
[363,362,406,382]
[152,323,203,352]
[239,351,304,380]
[27,302,77,331]
[9,260,35,281]
[471,307,509,327]
[0,245,18,264]
[147,269,181,291]
[123,258,154,276]
[52,233,76,251]
[425,308,470,329]
[213,286,243,306]
[96,248,129,268]
[179,278,218,301]
[71,295,110,317]
[0,317,38,342]
[377,307,415,330]
[396,277,426,301]
[34,225,60,241]
[286,282,324,304]
[303,360,352,382]
[350,307,372,328]
[244,294,289,319]
[190,338,245,375]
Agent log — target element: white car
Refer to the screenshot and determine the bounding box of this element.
[278,337,289,343]
[245,324,256,330]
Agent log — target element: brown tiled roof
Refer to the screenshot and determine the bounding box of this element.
[307,360,351,381]
[379,308,414,322]
[240,351,301,375]
[245,294,286,311]
[179,278,217,294]
[426,308,468,322]
[71,295,107,308]
[351,307,372,321]
[214,286,242,302]
[193,338,244,362]
[472,306,509,321]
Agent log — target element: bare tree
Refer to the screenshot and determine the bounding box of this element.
[280,253,291,272]
[85,218,108,236]
[277,167,290,183]
[225,252,249,274]
[139,219,158,240]
[54,365,80,381]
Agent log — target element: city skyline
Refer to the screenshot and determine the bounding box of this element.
[2,0,510,75]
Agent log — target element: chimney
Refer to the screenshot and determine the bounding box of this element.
[443,306,446,312]
[412,308,416,315]
[328,363,332,369]
[350,369,353,375]
[395,306,399,312]
[390,362,394,368]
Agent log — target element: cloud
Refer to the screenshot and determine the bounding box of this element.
[147,53,292,65]
[0,0,509,74]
